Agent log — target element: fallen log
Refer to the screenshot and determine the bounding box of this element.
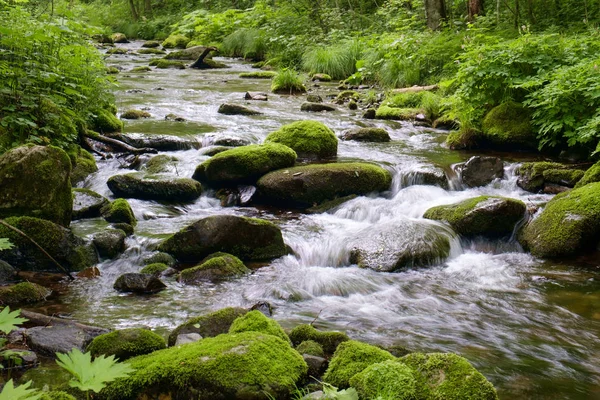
[20,310,109,336]
[391,84,439,94]
[82,130,158,154]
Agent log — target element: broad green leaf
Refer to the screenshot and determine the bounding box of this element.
[0,238,13,251]
[0,380,43,400]
[0,307,28,334]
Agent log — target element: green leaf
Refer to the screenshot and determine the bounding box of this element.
[0,379,43,400]
[56,348,134,394]
[0,307,28,335]
[0,238,13,251]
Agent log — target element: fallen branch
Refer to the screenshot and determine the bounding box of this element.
[82,130,157,154]
[190,46,219,69]
[20,310,109,336]
[391,84,439,94]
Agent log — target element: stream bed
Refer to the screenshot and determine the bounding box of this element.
[37,42,600,399]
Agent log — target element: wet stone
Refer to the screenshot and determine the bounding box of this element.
[114,273,167,294]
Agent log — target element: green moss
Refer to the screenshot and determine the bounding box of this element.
[142,40,161,48]
[161,34,190,49]
[482,101,536,149]
[401,352,498,399]
[106,66,119,74]
[575,161,600,188]
[192,143,297,186]
[423,196,526,238]
[101,199,137,227]
[106,48,127,55]
[130,66,152,73]
[520,182,600,257]
[516,162,569,192]
[136,48,166,55]
[349,360,418,400]
[239,71,277,79]
[271,70,307,94]
[312,73,332,82]
[101,332,307,400]
[228,310,289,343]
[167,307,248,346]
[140,263,169,276]
[145,155,177,174]
[90,108,123,133]
[87,328,166,361]
[289,324,349,355]
[70,147,98,185]
[335,90,359,102]
[0,282,51,305]
[178,253,250,283]
[375,106,421,121]
[322,340,395,389]
[265,120,337,159]
[144,252,176,267]
[120,109,151,119]
[445,129,483,150]
[542,168,584,187]
[40,392,76,400]
[295,340,324,357]
[149,59,186,69]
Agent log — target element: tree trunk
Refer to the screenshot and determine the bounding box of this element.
[129,0,139,21]
[424,0,447,30]
[144,0,152,17]
[189,46,219,69]
[468,0,484,21]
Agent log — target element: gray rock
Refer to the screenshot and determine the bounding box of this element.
[341,128,390,142]
[363,108,376,119]
[401,165,448,189]
[218,103,262,116]
[174,333,202,346]
[349,219,452,272]
[306,94,323,103]
[301,102,336,112]
[200,146,232,156]
[244,92,268,101]
[211,136,251,147]
[303,354,327,378]
[144,252,177,267]
[108,132,201,151]
[93,229,127,259]
[107,173,202,202]
[24,325,102,357]
[72,188,109,220]
[461,156,504,187]
[114,273,167,294]
[0,260,16,283]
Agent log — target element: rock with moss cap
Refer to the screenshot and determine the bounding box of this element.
[401,352,498,399]
[300,102,336,112]
[575,161,600,188]
[142,40,160,48]
[87,328,166,360]
[218,103,262,116]
[543,168,584,188]
[349,219,452,272]
[89,108,123,133]
[158,215,288,263]
[101,199,137,226]
[120,109,151,120]
[144,252,176,267]
[111,33,128,43]
[72,188,109,220]
[0,145,72,226]
[239,71,277,79]
[140,263,171,277]
[178,253,250,284]
[257,163,392,209]
[341,127,390,142]
[375,106,421,121]
[149,59,186,69]
[144,154,178,175]
[349,360,418,400]
[0,216,97,272]
[481,101,536,150]
[516,162,580,193]
[168,307,248,346]
[312,73,332,82]
[67,146,98,185]
[288,324,349,355]
[192,144,296,187]
[100,331,307,400]
[265,120,337,159]
[520,182,600,257]
[228,310,289,343]
[161,34,190,49]
[424,196,526,238]
[322,340,395,389]
[114,273,166,294]
[93,229,127,259]
[107,173,202,202]
[296,340,324,357]
[164,45,208,60]
[0,282,51,305]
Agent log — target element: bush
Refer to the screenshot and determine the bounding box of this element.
[302,39,363,80]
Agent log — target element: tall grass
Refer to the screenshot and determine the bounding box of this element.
[302,39,363,80]
[221,28,267,61]
[271,69,307,94]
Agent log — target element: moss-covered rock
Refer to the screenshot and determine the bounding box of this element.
[228,310,289,343]
[87,328,166,360]
[239,71,277,79]
[111,33,128,43]
[106,47,128,55]
[144,155,178,175]
[481,101,536,150]
[516,162,579,193]
[349,360,418,400]
[192,144,296,186]
[107,173,202,202]
[144,252,176,267]
[217,103,262,116]
[40,391,76,400]
[136,49,165,55]
[161,34,190,49]
[168,307,248,347]
[114,273,166,294]
[575,162,600,188]
[312,73,332,82]
[67,146,98,185]
[0,145,72,226]
[543,168,584,187]
[158,215,288,263]
[340,127,391,142]
[296,340,324,357]
[322,340,395,389]
[93,229,127,259]
[288,324,349,355]
[140,263,170,276]
[335,90,359,103]
[401,352,498,399]
[142,40,161,48]
[101,199,137,227]
[300,102,336,112]
[0,282,51,305]
[72,188,109,220]
[100,331,307,400]
[520,182,600,257]
[89,108,123,133]
[257,163,392,209]
[375,106,421,121]
[445,129,483,150]
[106,66,119,74]
[120,109,151,120]
[164,46,209,60]
[0,216,97,272]
[178,253,250,283]
[349,219,451,272]
[424,196,526,238]
[149,59,186,69]
[265,120,337,159]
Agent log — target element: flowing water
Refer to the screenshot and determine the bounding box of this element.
[45,43,600,398]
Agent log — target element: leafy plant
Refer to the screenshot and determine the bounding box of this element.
[322,382,359,400]
[56,348,134,399]
[0,238,13,251]
[0,307,28,335]
[0,380,42,400]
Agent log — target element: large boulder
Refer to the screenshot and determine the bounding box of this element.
[575,161,600,188]
[228,310,289,343]
[461,156,504,187]
[164,45,209,60]
[107,173,202,202]
[349,360,418,400]
[114,273,167,294]
[400,165,448,189]
[68,146,98,185]
[178,253,250,284]
[161,34,190,49]
[93,229,127,259]
[101,199,137,226]
[87,328,166,360]
[424,196,526,238]
[340,127,390,142]
[257,163,392,209]
[100,332,308,400]
[108,132,201,151]
[192,144,297,186]
[0,216,97,272]
[25,325,107,357]
[0,282,51,305]
[265,120,337,159]
[0,145,72,226]
[348,219,452,272]
[72,188,109,220]
[288,324,349,355]
[520,183,600,257]
[217,103,262,116]
[515,162,581,193]
[481,101,536,150]
[158,215,288,263]
[168,307,248,346]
